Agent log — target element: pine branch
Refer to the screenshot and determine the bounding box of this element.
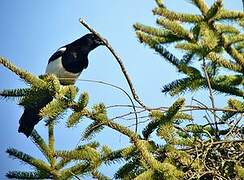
[153,45,180,66]
[68,171,82,180]
[155,0,164,8]
[0,57,46,89]
[210,78,244,97]
[214,74,244,86]
[134,23,175,37]
[56,146,100,166]
[214,9,244,20]
[72,103,184,176]
[162,77,205,96]
[77,92,89,108]
[135,140,184,178]
[115,159,143,179]
[55,142,99,170]
[101,146,133,165]
[66,93,89,127]
[190,0,209,15]
[0,88,31,99]
[60,162,90,179]
[142,98,185,139]
[176,42,208,55]
[6,171,51,179]
[156,18,193,40]
[30,130,52,164]
[181,52,195,64]
[48,120,55,168]
[153,7,203,22]
[135,31,182,47]
[87,110,139,141]
[55,143,99,170]
[6,148,54,175]
[207,52,243,73]
[225,34,244,44]
[66,111,84,127]
[164,98,185,120]
[228,98,244,111]
[215,24,240,34]
[39,97,68,119]
[205,0,223,21]
[134,169,156,180]
[153,46,203,78]
[225,45,244,69]
[198,22,220,51]
[82,121,105,140]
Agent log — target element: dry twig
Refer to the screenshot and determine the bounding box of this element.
[202,60,219,139]
[78,19,150,132]
[79,19,147,110]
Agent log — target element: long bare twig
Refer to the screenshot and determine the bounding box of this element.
[225,113,243,138]
[192,98,215,131]
[202,60,219,139]
[78,19,150,133]
[106,104,242,113]
[79,19,147,110]
[59,77,139,132]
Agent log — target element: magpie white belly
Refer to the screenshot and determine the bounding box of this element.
[45,57,80,84]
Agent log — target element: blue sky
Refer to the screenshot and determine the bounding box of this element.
[0,0,242,179]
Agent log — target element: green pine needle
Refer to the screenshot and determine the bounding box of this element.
[66,111,84,128]
[153,7,203,22]
[30,130,52,163]
[6,171,50,179]
[6,148,52,173]
[156,18,193,40]
[82,121,105,140]
[39,97,67,119]
[190,0,209,15]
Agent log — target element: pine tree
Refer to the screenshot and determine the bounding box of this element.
[1,0,244,179]
[132,0,244,179]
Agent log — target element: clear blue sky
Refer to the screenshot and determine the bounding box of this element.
[0,0,242,179]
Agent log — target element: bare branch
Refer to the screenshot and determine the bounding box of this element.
[202,60,219,139]
[225,113,243,138]
[79,19,148,110]
[106,104,243,113]
[192,98,215,131]
[59,77,139,132]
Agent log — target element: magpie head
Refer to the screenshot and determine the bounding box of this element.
[82,33,105,49]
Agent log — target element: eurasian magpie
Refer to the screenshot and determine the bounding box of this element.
[18,33,104,137]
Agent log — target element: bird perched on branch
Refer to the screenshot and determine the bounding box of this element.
[18,33,104,137]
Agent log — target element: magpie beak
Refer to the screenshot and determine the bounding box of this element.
[18,33,103,137]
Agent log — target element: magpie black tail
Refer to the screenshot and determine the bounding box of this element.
[18,108,41,137]
[18,94,53,137]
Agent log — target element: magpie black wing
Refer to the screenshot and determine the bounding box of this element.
[61,50,88,73]
[48,47,66,63]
